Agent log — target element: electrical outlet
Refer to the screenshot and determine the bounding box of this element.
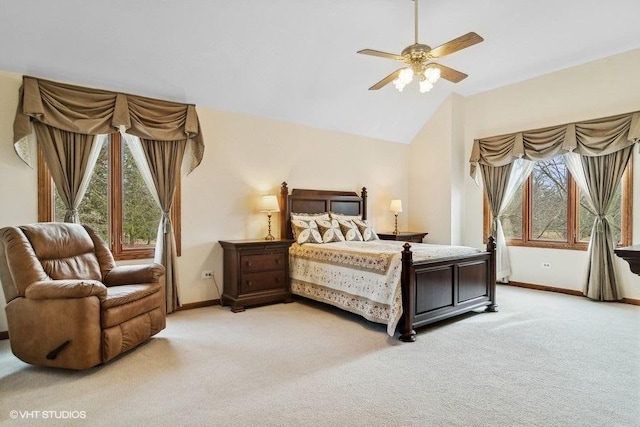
[201,270,214,279]
[541,262,552,269]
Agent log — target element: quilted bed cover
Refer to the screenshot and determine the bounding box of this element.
[289,240,481,336]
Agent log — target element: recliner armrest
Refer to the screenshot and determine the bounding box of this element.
[25,280,107,300]
[103,264,165,286]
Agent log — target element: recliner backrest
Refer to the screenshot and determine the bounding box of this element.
[20,223,102,282]
[0,223,116,302]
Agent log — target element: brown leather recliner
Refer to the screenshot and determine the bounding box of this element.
[0,222,166,370]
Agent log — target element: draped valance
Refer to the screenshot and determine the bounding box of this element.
[13,76,204,174]
[469,111,640,178]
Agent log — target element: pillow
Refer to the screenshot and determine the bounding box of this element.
[337,219,363,241]
[291,212,330,222]
[353,218,379,241]
[291,219,323,244]
[316,219,346,243]
[329,212,362,221]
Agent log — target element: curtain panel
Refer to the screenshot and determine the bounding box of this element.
[12,76,204,174]
[469,111,640,178]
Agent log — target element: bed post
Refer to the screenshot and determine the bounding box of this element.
[485,236,498,312]
[280,182,289,240]
[399,243,416,342]
[361,187,368,220]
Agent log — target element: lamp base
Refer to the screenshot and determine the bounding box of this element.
[264,213,275,240]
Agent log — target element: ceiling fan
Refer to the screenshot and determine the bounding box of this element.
[357,0,483,93]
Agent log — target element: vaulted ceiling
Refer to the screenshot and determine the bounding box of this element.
[2,0,640,143]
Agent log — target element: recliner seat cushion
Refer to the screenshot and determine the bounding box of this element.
[101,283,163,329]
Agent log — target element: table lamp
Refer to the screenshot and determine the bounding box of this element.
[259,195,280,240]
[389,199,403,235]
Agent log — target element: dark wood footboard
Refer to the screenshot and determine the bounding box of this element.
[399,237,497,342]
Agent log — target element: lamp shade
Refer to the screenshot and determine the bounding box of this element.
[259,195,280,213]
[389,199,403,214]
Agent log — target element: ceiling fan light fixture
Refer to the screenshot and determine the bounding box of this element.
[419,80,433,93]
[424,66,441,84]
[399,67,414,84]
[357,0,483,93]
[393,67,414,92]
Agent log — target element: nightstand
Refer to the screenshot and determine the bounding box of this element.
[219,239,294,312]
[377,232,428,243]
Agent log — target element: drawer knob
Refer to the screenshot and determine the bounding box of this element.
[246,281,252,287]
[246,261,252,267]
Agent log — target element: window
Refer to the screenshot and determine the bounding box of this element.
[484,155,632,250]
[38,133,181,260]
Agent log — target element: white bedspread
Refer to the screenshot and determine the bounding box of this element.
[289,240,481,336]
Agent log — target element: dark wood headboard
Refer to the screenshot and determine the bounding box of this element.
[279,182,367,240]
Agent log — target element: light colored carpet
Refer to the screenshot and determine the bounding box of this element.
[0,285,638,427]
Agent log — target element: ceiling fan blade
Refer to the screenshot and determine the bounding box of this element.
[358,49,404,61]
[369,69,402,90]
[428,32,483,59]
[429,63,468,83]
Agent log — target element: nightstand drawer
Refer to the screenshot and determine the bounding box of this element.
[240,270,286,293]
[241,252,286,272]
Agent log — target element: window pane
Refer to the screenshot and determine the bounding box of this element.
[121,142,161,248]
[54,142,109,242]
[530,157,568,241]
[501,184,523,239]
[578,183,622,244]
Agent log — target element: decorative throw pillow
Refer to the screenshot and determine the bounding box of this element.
[329,212,362,221]
[337,219,363,241]
[291,219,323,244]
[316,219,346,243]
[291,212,330,222]
[353,218,379,241]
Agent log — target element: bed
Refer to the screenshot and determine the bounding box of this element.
[279,182,497,342]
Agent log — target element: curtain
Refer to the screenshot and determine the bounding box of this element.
[480,160,534,282]
[480,159,533,282]
[13,76,204,172]
[565,148,633,300]
[33,122,103,223]
[470,111,640,177]
[471,111,639,301]
[13,76,205,313]
[123,133,184,313]
[139,137,187,313]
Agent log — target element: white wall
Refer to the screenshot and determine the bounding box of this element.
[0,70,410,331]
[0,72,38,333]
[409,93,468,245]
[460,48,640,299]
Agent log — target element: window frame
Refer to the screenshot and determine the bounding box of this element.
[483,157,632,250]
[37,133,181,261]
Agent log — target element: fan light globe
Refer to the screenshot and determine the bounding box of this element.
[399,67,414,84]
[393,68,414,92]
[393,79,407,92]
[424,67,441,84]
[419,80,433,93]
